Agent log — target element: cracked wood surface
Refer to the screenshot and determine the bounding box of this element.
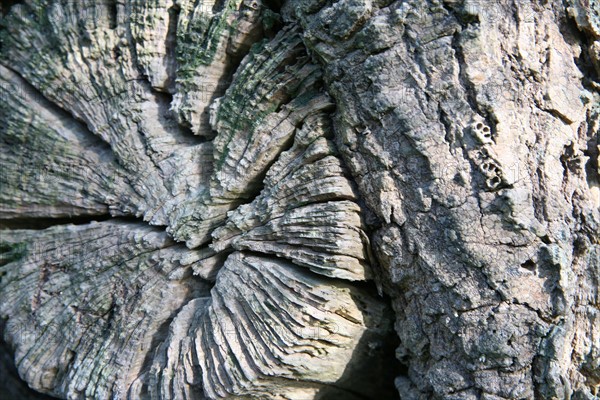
[0,0,599,399]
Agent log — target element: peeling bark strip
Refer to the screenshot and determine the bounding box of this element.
[0,1,598,400]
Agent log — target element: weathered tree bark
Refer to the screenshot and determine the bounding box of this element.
[0,0,598,399]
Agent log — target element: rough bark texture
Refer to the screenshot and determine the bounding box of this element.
[0,0,598,399]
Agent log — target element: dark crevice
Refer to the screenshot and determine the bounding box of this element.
[0,0,23,17]
[211,0,227,14]
[0,322,58,400]
[316,383,374,400]
[559,0,599,88]
[107,0,118,30]
[263,0,283,13]
[112,45,122,60]
[540,235,552,245]
[261,0,284,39]
[532,167,549,222]
[560,142,580,178]
[582,109,600,191]
[521,259,536,272]
[325,285,402,400]
[439,103,454,144]
[165,4,181,93]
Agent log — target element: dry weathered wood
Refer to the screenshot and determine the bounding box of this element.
[1,1,394,398]
[147,252,394,399]
[0,0,599,399]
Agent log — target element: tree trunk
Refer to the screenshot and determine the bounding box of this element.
[0,0,598,399]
